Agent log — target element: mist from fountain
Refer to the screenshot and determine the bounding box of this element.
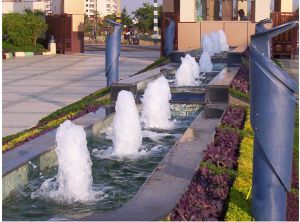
[199,51,213,73]
[210,32,222,54]
[142,76,173,129]
[218,30,229,52]
[202,34,214,56]
[112,90,142,156]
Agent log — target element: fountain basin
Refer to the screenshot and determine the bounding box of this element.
[3,103,203,221]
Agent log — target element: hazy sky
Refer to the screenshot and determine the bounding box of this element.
[121,0,163,14]
[121,0,298,15]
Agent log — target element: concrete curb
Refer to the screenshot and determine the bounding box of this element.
[2,51,54,60]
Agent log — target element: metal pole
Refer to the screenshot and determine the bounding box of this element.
[153,0,158,37]
[105,19,122,87]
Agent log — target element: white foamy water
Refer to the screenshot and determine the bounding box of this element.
[218,30,229,52]
[210,32,222,54]
[199,51,213,73]
[175,57,198,87]
[142,76,173,129]
[181,54,200,78]
[112,90,142,156]
[202,34,214,56]
[32,120,102,203]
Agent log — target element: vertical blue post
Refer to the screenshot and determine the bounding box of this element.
[105,19,122,87]
[250,21,298,220]
[164,18,175,56]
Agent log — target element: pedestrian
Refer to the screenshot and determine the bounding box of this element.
[238,9,248,21]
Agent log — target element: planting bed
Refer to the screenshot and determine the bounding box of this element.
[169,106,246,221]
[229,64,249,102]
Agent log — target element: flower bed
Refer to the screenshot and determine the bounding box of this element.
[225,109,254,221]
[169,106,246,221]
[2,87,111,152]
[230,64,249,103]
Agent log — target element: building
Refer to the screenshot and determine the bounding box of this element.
[2,0,52,15]
[84,0,117,20]
[161,0,296,55]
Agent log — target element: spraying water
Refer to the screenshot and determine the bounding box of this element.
[210,32,221,54]
[218,30,229,52]
[112,90,142,156]
[199,51,213,73]
[181,54,200,78]
[32,120,99,203]
[175,57,198,87]
[142,76,173,129]
[202,34,214,56]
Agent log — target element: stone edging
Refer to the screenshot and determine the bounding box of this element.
[2,51,53,60]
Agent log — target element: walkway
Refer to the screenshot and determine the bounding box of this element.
[2,46,160,136]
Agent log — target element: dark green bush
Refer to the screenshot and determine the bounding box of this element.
[3,11,47,47]
[2,41,46,53]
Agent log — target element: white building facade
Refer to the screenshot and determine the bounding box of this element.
[2,0,52,15]
[84,0,117,20]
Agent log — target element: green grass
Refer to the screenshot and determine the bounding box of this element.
[225,109,254,221]
[2,87,111,152]
[229,88,250,103]
[38,87,111,125]
[2,41,46,53]
[133,57,169,75]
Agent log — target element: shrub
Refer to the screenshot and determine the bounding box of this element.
[3,11,47,47]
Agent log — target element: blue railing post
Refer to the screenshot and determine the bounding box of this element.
[164,17,175,56]
[105,19,122,87]
[250,21,298,220]
[255,18,272,33]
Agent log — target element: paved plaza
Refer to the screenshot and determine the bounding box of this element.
[2,46,160,136]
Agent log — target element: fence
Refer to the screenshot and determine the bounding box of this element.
[271,12,298,58]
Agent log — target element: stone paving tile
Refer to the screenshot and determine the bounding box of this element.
[2,48,159,136]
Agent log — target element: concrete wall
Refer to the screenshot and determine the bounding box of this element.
[163,0,174,12]
[2,1,46,14]
[177,21,256,50]
[63,0,85,15]
[73,14,85,32]
[255,0,271,22]
[180,0,196,22]
[178,22,200,51]
[280,0,293,12]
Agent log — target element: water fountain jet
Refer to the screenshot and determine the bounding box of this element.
[142,76,173,129]
[112,90,142,156]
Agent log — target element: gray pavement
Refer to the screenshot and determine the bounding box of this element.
[2,46,160,136]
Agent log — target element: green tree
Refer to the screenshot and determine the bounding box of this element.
[132,3,162,34]
[3,11,47,47]
[121,7,133,28]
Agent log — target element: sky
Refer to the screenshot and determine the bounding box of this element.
[121,0,163,14]
[121,0,298,15]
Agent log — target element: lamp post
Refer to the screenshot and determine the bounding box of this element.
[153,0,160,45]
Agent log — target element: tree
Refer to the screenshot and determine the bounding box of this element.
[132,3,162,34]
[121,7,133,28]
[3,11,47,47]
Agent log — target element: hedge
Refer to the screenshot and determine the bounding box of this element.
[225,109,254,221]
